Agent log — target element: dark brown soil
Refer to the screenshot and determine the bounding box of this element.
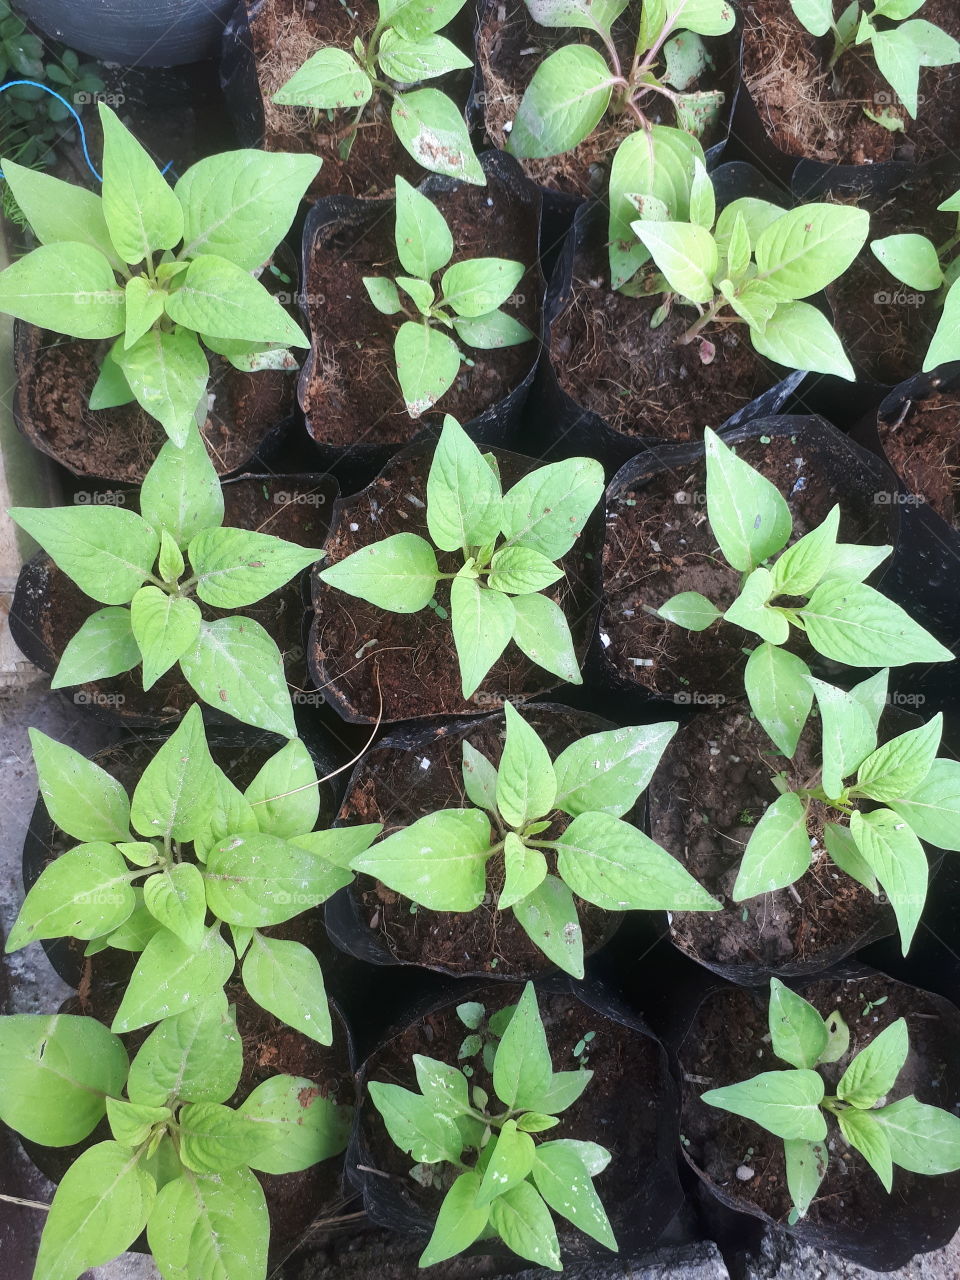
[600,432,894,698]
[248,0,449,199]
[16,476,328,726]
[301,177,540,444]
[475,0,736,198]
[550,234,778,437]
[310,450,602,723]
[648,708,894,976]
[15,327,294,484]
[879,390,960,527]
[358,986,672,1255]
[337,707,628,976]
[825,173,947,385]
[679,975,960,1233]
[742,0,960,167]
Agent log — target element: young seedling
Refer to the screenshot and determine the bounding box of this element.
[871,182,960,371]
[731,667,960,954]
[0,103,320,445]
[789,0,960,123]
[10,426,323,736]
[352,702,719,976]
[507,0,736,163]
[702,978,960,1222]
[625,151,869,377]
[362,177,533,418]
[658,429,953,732]
[455,1000,517,1075]
[318,415,605,697]
[272,0,482,183]
[368,982,617,1269]
[6,706,380,1040]
[0,1000,352,1279]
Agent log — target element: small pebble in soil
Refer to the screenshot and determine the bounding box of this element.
[736,1165,755,1181]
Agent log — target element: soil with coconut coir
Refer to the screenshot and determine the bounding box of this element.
[475,0,736,198]
[878,390,960,527]
[338,706,629,976]
[302,179,539,444]
[600,432,892,699]
[741,0,960,167]
[310,450,601,722]
[679,975,960,1230]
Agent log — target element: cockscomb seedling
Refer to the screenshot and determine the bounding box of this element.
[0,1000,352,1280]
[731,667,960,954]
[626,157,869,377]
[0,103,320,445]
[658,429,953,729]
[871,182,960,371]
[368,982,617,1270]
[272,0,482,183]
[702,978,960,1222]
[10,426,323,736]
[362,176,533,418]
[455,1000,517,1075]
[507,0,735,165]
[789,0,960,122]
[319,416,605,697]
[6,706,380,1040]
[352,702,719,976]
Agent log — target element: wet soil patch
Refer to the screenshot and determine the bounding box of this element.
[879,389,960,527]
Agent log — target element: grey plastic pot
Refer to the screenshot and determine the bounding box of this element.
[17,0,236,65]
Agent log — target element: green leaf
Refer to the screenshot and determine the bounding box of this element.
[10,504,159,605]
[28,728,131,843]
[492,982,552,1108]
[806,676,879,801]
[553,722,677,818]
[193,768,258,864]
[532,1143,617,1250]
[508,45,613,159]
[455,306,532,346]
[130,587,202,690]
[426,414,503,552]
[666,0,736,35]
[838,1018,909,1108]
[632,219,718,304]
[525,0,629,36]
[442,258,524,318]
[394,320,462,417]
[658,590,722,630]
[158,530,185,582]
[800,580,953,666]
[414,1055,471,1119]
[462,740,498,811]
[855,715,942,803]
[889,759,960,851]
[873,0,928,17]
[500,832,548,909]
[0,159,118,263]
[364,276,403,315]
[771,507,840,596]
[127,992,241,1106]
[789,0,834,36]
[744,644,813,757]
[106,1098,171,1148]
[130,705,215,842]
[501,457,604,559]
[176,150,321,271]
[850,667,890,735]
[0,1014,128,1145]
[290,824,382,869]
[522,1073,592,1116]
[241,933,332,1045]
[420,1171,489,1267]
[850,810,928,953]
[720,277,781,330]
[35,1141,156,1279]
[733,792,812,899]
[101,893,165,953]
[147,1167,268,1280]
[0,240,124,338]
[391,88,484,183]
[476,1120,536,1205]
[724,567,790,644]
[178,1101,271,1173]
[190,527,320,609]
[451,577,516,698]
[272,46,373,109]
[784,1137,828,1218]
[51,607,141,689]
[243,738,319,839]
[115,327,209,447]
[7,843,135,951]
[488,546,562,595]
[142,863,207,948]
[824,821,879,894]
[204,831,349,925]
[351,808,491,910]
[820,1009,851,1064]
[180,616,296,737]
[237,1074,351,1173]
[99,103,183,265]
[489,1181,562,1271]
[838,1108,893,1190]
[166,253,307,347]
[750,300,855,380]
[123,275,164,350]
[112,926,233,1033]
[870,233,944,291]
[321,532,440,613]
[768,978,828,1069]
[497,702,557,827]
[398,276,436,315]
[511,591,582,684]
[139,425,223,548]
[702,1070,826,1141]
[871,21,959,120]
[873,1095,960,1174]
[512,875,585,977]
[378,28,472,80]
[703,428,792,572]
[755,204,869,299]
[924,276,960,371]
[368,1081,464,1162]
[394,174,453,277]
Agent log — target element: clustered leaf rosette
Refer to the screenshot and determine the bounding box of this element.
[6,706,380,1041]
[507,0,736,162]
[0,102,320,444]
[702,979,960,1223]
[871,182,960,372]
[10,426,324,736]
[362,176,534,418]
[790,0,960,123]
[353,702,719,975]
[272,0,482,182]
[0,998,353,1280]
[318,416,605,698]
[369,983,617,1270]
